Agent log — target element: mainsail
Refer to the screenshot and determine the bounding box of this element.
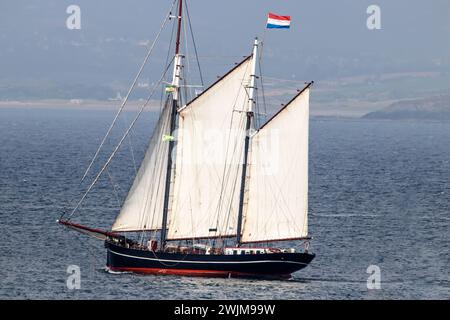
[240,85,310,243]
[167,56,253,240]
[112,99,172,232]
[111,43,310,244]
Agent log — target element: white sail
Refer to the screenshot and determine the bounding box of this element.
[112,101,172,232]
[167,57,253,240]
[241,87,310,243]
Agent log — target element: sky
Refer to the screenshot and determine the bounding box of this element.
[0,0,449,99]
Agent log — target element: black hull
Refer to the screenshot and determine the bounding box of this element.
[105,241,315,279]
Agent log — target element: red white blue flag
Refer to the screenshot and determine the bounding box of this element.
[266,12,291,29]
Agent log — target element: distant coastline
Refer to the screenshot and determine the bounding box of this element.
[3,93,450,123]
[362,95,450,121]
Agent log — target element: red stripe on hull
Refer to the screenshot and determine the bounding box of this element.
[107,266,291,279]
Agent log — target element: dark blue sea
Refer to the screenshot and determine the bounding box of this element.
[0,107,448,299]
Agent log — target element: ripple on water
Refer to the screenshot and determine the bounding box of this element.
[0,110,449,299]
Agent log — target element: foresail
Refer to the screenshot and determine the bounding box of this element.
[167,56,253,240]
[112,99,172,232]
[241,85,310,243]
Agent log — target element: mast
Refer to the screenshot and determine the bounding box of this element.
[236,38,258,246]
[160,0,183,249]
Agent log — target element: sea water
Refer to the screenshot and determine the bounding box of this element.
[0,107,448,299]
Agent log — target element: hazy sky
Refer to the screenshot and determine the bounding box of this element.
[1,0,449,89]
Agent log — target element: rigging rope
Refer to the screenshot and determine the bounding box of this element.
[80,0,177,183]
[185,0,204,88]
[182,10,191,103]
[257,49,268,127]
[160,10,176,108]
[105,168,121,207]
[211,59,252,241]
[139,12,179,237]
[62,58,175,221]
[121,111,138,175]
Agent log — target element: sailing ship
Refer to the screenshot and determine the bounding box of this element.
[59,0,315,279]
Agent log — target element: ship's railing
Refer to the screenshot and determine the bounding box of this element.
[107,236,312,255]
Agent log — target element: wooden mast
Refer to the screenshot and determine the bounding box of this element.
[160,0,183,249]
[236,38,258,246]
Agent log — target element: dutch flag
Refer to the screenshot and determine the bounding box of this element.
[266,12,291,29]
